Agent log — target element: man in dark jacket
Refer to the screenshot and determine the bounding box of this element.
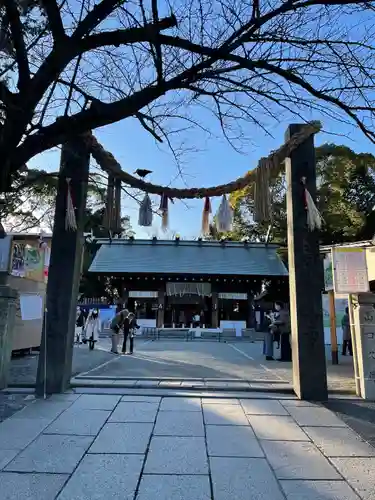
[122,312,140,355]
[271,301,292,362]
[342,307,353,356]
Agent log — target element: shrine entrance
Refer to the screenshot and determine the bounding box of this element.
[34,123,328,401]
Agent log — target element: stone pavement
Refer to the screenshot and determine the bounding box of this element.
[8,339,356,394]
[75,339,356,393]
[0,392,374,499]
[8,344,116,386]
[0,392,34,423]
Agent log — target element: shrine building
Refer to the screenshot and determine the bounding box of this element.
[88,238,288,330]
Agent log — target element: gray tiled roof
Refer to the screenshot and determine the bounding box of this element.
[89,239,288,277]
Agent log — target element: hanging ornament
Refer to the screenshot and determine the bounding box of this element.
[216,195,233,233]
[139,193,153,227]
[65,178,77,231]
[159,193,169,232]
[201,197,211,236]
[301,177,322,231]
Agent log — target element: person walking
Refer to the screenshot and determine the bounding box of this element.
[342,307,353,356]
[110,308,128,354]
[122,312,140,354]
[83,309,101,350]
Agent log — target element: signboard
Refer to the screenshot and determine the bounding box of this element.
[324,252,333,291]
[20,294,43,321]
[10,241,51,283]
[352,294,375,399]
[333,247,369,294]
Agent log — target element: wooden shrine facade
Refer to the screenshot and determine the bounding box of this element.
[89,238,289,329]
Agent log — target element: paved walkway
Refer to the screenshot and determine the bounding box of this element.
[77,339,355,393]
[0,392,374,499]
[9,346,115,387]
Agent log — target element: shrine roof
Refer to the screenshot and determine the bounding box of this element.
[89,239,288,277]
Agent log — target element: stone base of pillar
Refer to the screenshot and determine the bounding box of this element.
[0,285,18,390]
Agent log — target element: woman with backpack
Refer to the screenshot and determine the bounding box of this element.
[122,312,140,355]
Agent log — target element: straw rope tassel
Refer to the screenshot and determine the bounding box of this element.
[253,157,271,223]
[201,197,211,235]
[65,178,77,231]
[114,178,122,234]
[103,175,114,231]
[302,177,322,231]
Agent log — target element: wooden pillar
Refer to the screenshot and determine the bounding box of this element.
[122,288,129,310]
[328,291,339,365]
[212,291,219,328]
[286,124,328,401]
[247,294,254,328]
[35,137,90,396]
[157,285,165,327]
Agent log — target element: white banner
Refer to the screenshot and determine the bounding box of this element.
[219,293,247,300]
[129,291,158,298]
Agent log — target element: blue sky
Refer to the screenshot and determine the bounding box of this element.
[29,108,375,239]
[23,2,375,238]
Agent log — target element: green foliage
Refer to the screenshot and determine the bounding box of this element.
[227,143,375,247]
[2,169,106,231]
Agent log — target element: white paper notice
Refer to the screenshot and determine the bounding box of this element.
[20,294,43,321]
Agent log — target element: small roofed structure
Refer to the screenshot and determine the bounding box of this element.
[89,238,288,329]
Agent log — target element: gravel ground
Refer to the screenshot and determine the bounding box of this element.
[8,344,115,386]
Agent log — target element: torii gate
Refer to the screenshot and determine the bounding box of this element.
[35,123,328,401]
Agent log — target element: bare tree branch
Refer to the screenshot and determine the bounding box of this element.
[4,0,30,90]
[0,0,375,195]
[78,16,177,54]
[40,0,66,43]
[73,0,126,39]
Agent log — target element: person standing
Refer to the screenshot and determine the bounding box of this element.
[271,302,291,362]
[122,312,139,354]
[342,307,353,356]
[110,308,128,354]
[84,309,101,350]
[263,310,274,360]
[200,310,205,328]
[193,312,200,328]
[75,307,85,344]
